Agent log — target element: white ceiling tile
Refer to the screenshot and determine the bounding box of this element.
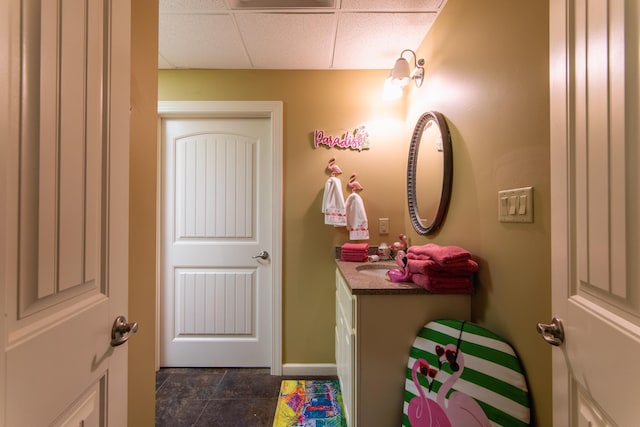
[340,0,444,11]
[333,12,436,69]
[229,0,335,9]
[235,13,337,69]
[158,2,446,69]
[159,14,252,68]
[159,0,228,13]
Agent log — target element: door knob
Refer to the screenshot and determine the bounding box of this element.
[111,315,138,347]
[536,317,565,346]
[252,250,269,260]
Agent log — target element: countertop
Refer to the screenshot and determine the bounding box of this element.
[335,259,430,295]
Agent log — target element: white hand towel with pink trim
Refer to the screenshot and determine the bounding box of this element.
[322,177,347,226]
[345,192,369,240]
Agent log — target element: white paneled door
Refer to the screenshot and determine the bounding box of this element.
[1,0,131,426]
[160,106,281,369]
[548,1,640,426]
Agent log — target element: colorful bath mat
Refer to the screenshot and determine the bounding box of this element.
[272,379,346,427]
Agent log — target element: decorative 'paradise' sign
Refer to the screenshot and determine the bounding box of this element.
[314,126,370,151]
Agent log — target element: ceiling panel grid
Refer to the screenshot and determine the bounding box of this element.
[159,0,447,70]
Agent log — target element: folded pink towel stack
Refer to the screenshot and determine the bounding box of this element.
[407,243,472,265]
[406,243,478,293]
[340,243,369,262]
[411,274,474,294]
[406,257,479,274]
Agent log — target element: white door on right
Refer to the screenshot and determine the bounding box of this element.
[549,1,640,426]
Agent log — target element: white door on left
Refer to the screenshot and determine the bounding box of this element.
[1,0,131,425]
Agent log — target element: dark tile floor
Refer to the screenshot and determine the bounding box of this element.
[155,368,337,427]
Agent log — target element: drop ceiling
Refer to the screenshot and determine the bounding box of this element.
[159,0,447,70]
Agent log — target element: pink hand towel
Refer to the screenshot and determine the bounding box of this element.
[411,273,473,294]
[436,259,479,272]
[341,253,368,262]
[424,271,474,283]
[407,259,437,274]
[342,243,369,251]
[407,258,479,274]
[408,243,471,265]
[340,243,368,262]
[406,253,432,261]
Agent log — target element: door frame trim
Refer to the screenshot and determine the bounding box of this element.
[156,100,283,375]
[549,1,570,423]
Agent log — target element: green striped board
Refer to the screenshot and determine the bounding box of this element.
[402,319,530,426]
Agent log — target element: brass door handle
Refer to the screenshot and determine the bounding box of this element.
[111,315,138,347]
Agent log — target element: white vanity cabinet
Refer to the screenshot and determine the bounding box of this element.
[335,265,471,427]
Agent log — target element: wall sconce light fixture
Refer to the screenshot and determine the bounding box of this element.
[388,49,425,88]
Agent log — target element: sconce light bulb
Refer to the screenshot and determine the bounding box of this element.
[383,76,403,100]
[390,58,411,87]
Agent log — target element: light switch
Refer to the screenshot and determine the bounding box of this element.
[508,196,517,215]
[378,218,389,234]
[518,195,527,215]
[500,197,508,216]
[498,187,533,223]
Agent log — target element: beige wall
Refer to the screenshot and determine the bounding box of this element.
[406,0,552,424]
[147,0,552,425]
[129,0,158,425]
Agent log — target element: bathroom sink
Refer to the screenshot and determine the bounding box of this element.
[355,264,391,278]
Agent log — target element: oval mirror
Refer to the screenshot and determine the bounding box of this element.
[407,111,452,235]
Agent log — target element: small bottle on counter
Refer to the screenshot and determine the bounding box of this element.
[377,243,391,260]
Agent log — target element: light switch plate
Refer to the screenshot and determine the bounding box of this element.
[378,218,389,234]
[498,187,533,223]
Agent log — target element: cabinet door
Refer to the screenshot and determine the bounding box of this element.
[336,309,354,426]
[335,270,354,426]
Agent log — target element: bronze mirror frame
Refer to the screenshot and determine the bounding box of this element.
[407,111,453,235]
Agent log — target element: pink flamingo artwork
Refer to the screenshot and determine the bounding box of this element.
[407,359,452,427]
[327,157,342,176]
[391,233,409,252]
[348,173,363,192]
[387,250,412,283]
[436,344,491,427]
[395,249,408,269]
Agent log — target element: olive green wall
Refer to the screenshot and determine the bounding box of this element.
[158,69,408,364]
[406,1,552,425]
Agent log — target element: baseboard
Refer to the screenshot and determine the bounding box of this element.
[281,363,337,376]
